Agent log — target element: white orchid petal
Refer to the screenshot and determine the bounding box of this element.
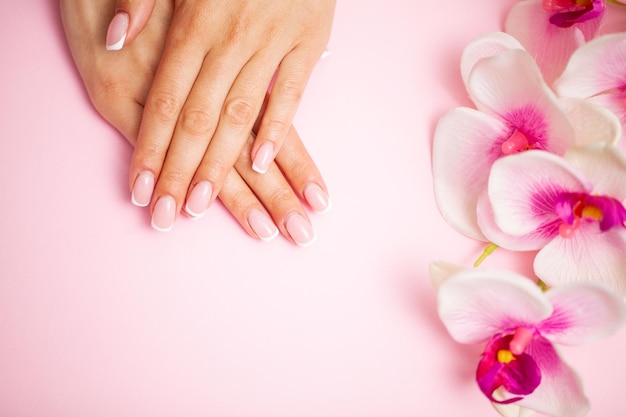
[477,192,551,251]
[540,283,626,345]
[565,143,626,199]
[492,400,536,417]
[438,269,552,344]
[488,151,591,237]
[557,97,622,146]
[461,31,525,88]
[428,261,465,293]
[534,226,626,297]
[433,107,510,240]
[554,32,626,99]
[467,49,575,156]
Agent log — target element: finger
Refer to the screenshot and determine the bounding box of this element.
[218,169,279,242]
[184,51,278,217]
[234,134,316,247]
[275,125,332,214]
[251,46,321,174]
[106,0,157,51]
[127,12,213,226]
[148,46,254,226]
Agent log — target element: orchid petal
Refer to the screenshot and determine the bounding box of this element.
[467,49,575,155]
[487,151,591,238]
[514,336,590,417]
[492,399,536,417]
[477,192,551,251]
[557,97,622,147]
[534,226,626,296]
[540,283,626,345]
[461,32,525,88]
[438,269,552,344]
[554,32,626,100]
[505,0,603,85]
[428,261,465,293]
[433,107,510,240]
[564,143,626,199]
[586,94,626,151]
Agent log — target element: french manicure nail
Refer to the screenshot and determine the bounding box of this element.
[106,12,129,51]
[248,209,279,242]
[185,181,213,218]
[252,142,274,174]
[131,171,155,207]
[151,195,176,232]
[303,183,332,214]
[285,213,315,247]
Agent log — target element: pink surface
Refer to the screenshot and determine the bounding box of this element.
[1,1,624,416]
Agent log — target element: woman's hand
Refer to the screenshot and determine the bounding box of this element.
[60,0,331,245]
[105,0,336,227]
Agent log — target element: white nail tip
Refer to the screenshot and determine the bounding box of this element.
[106,33,126,51]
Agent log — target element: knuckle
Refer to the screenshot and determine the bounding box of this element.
[223,97,255,130]
[146,90,179,122]
[180,108,213,136]
[267,187,295,208]
[277,78,304,102]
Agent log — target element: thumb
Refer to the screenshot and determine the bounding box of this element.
[105,0,156,51]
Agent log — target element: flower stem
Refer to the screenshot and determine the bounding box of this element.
[607,0,626,5]
[473,243,499,267]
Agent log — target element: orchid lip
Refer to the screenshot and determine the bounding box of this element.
[545,0,605,28]
[476,333,542,404]
[555,192,626,237]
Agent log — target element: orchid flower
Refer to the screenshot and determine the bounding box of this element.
[554,32,626,152]
[505,0,606,85]
[477,144,626,295]
[434,263,626,417]
[432,39,619,241]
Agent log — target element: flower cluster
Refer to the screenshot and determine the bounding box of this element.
[430,1,626,416]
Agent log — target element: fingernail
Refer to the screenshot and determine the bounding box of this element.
[321,49,331,59]
[131,171,155,207]
[185,181,213,218]
[106,12,129,51]
[303,183,332,214]
[285,213,315,247]
[151,195,176,232]
[252,142,274,174]
[247,209,279,242]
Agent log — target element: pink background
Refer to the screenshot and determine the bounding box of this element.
[1,1,625,416]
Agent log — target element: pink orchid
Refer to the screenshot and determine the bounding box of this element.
[505,0,606,85]
[554,32,626,152]
[434,264,626,417]
[432,38,619,241]
[478,144,626,295]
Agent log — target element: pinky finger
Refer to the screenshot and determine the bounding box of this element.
[218,169,280,242]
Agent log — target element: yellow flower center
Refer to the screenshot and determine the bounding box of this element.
[497,349,516,364]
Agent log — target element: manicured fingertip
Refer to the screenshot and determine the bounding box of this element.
[252,142,275,174]
[131,171,155,207]
[151,195,176,232]
[247,209,279,242]
[285,213,316,247]
[303,183,332,214]
[106,12,129,51]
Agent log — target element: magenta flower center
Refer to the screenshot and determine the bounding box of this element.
[476,329,541,404]
[543,0,605,28]
[555,192,626,238]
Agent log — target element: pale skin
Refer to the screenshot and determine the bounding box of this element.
[104,0,336,230]
[60,0,331,246]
